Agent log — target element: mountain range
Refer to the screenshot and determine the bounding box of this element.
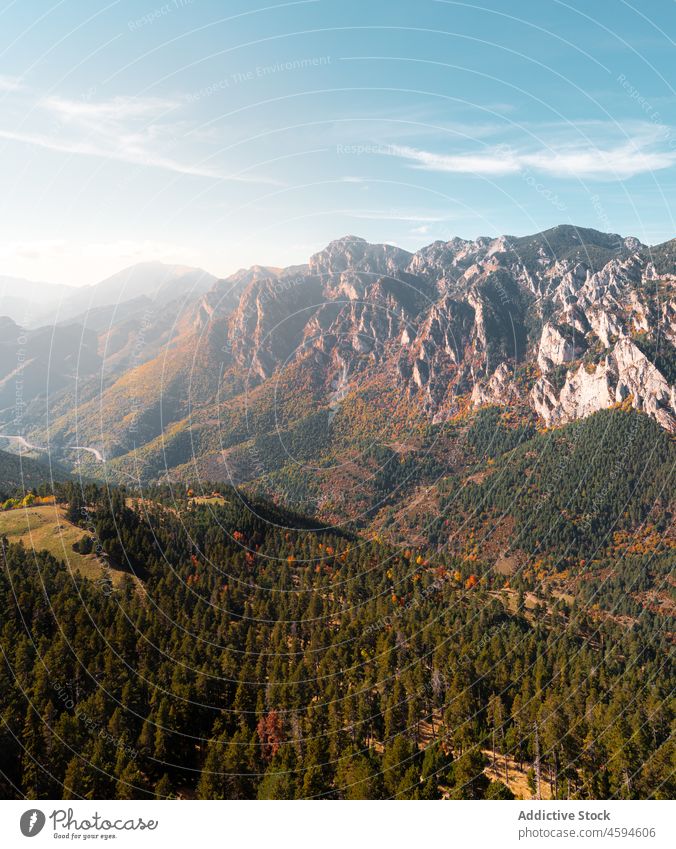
[0,225,673,536]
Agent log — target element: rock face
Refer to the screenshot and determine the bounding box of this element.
[550,363,615,424]
[532,338,676,431]
[309,235,411,280]
[471,362,520,406]
[537,322,583,373]
[36,225,675,459]
[611,338,675,430]
[219,226,676,431]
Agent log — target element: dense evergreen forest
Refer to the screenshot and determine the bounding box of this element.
[0,477,673,800]
[459,409,673,558]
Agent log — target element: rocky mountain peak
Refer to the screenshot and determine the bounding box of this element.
[212,226,675,429]
[309,236,412,278]
[24,225,674,469]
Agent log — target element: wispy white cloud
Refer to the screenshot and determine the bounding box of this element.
[389,126,676,180]
[0,93,278,184]
[0,126,239,181]
[42,94,177,122]
[521,144,676,178]
[391,144,520,175]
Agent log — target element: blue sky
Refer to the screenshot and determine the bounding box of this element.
[0,0,675,284]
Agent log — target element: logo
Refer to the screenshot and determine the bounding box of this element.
[20,809,46,837]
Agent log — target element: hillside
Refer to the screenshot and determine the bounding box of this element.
[0,447,68,497]
[0,500,125,585]
[0,481,672,800]
[0,275,75,326]
[0,263,232,435]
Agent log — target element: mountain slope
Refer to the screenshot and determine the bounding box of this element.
[1,478,672,799]
[0,317,101,423]
[12,226,675,500]
[0,448,69,496]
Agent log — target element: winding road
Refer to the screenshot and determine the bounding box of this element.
[0,434,105,463]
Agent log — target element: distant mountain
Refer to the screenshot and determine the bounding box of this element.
[0,275,75,325]
[31,262,218,327]
[55,295,155,333]
[0,262,226,426]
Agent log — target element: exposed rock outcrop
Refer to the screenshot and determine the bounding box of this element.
[537,322,583,373]
[532,337,676,431]
[220,226,675,430]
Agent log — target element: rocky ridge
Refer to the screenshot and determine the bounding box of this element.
[18,225,676,477]
[219,226,676,432]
